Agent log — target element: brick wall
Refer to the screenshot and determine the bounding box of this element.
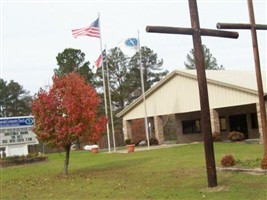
[175,111,203,143]
[174,103,260,144]
[216,103,259,139]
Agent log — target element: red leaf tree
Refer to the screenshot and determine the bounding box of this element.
[32,72,106,175]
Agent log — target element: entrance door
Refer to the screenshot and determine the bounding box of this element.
[0,147,6,158]
[229,114,248,139]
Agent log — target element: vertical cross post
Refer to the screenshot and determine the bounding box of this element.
[247,0,267,156]
[188,0,217,187]
[217,0,267,156]
[146,0,239,187]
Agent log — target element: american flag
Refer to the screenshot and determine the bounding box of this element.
[72,18,100,38]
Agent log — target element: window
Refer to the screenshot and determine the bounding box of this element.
[17,135,23,139]
[250,113,258,129]
[182,119,201,134]
[220,117,227,131]
[12,132,18,136]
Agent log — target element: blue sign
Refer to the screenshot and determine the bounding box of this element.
[0,117,34,128]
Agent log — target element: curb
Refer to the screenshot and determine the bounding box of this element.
[216,167,267,175]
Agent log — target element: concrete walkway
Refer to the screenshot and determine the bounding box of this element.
[113,143,192,154]
[216,167,267,175]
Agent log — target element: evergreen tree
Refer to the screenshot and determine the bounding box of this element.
[184,45,224,70]
[105,47,130,110]
[102,46,168,140]
[0,79,32,117]
[104,46,168,111]
[128,46,168,102]
[54,48,98,87]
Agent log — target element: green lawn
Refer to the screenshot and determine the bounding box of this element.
[1,143,267,200]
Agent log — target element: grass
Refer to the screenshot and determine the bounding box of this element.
[235,158,262,168]
[1,142,266,200]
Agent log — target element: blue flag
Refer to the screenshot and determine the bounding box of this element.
[119,38,138,57]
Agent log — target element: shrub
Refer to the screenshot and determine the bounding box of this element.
[0,154,48,168]
[26,153,39,158]
[125,139,132,145]
[261,155,267,169]
[212,132,222,142]
[149,137,159,145]
[221,154,236,167]
[228,131,245,141]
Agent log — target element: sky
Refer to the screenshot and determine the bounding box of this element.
[1,0,266,95]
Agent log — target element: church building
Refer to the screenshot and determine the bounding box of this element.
[117,70,266,144]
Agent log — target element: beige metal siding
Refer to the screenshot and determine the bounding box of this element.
[208,83,258,108]
[123,74,259,121]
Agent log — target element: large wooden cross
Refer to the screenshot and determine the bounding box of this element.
[217,0,267,157]
[146,0,239,187]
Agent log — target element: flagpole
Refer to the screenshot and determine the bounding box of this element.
[138,30,150,150]
[98,13,111,153]
[104,45,116,152]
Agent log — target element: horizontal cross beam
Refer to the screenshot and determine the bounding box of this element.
[217,23,267,30]
[146,26,239,39]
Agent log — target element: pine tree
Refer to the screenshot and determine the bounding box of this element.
[128,46,168,102]
[184,45,224,70]
[0,79,32,117]
[54,48,98,87]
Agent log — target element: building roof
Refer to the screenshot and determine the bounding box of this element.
[183,70,266,92]
[117,69,266,119]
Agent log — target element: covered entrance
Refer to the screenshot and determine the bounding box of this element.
[229,114,248,139]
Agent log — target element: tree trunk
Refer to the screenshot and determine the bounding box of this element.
[76,138,81,150]
[64,144,71,175]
